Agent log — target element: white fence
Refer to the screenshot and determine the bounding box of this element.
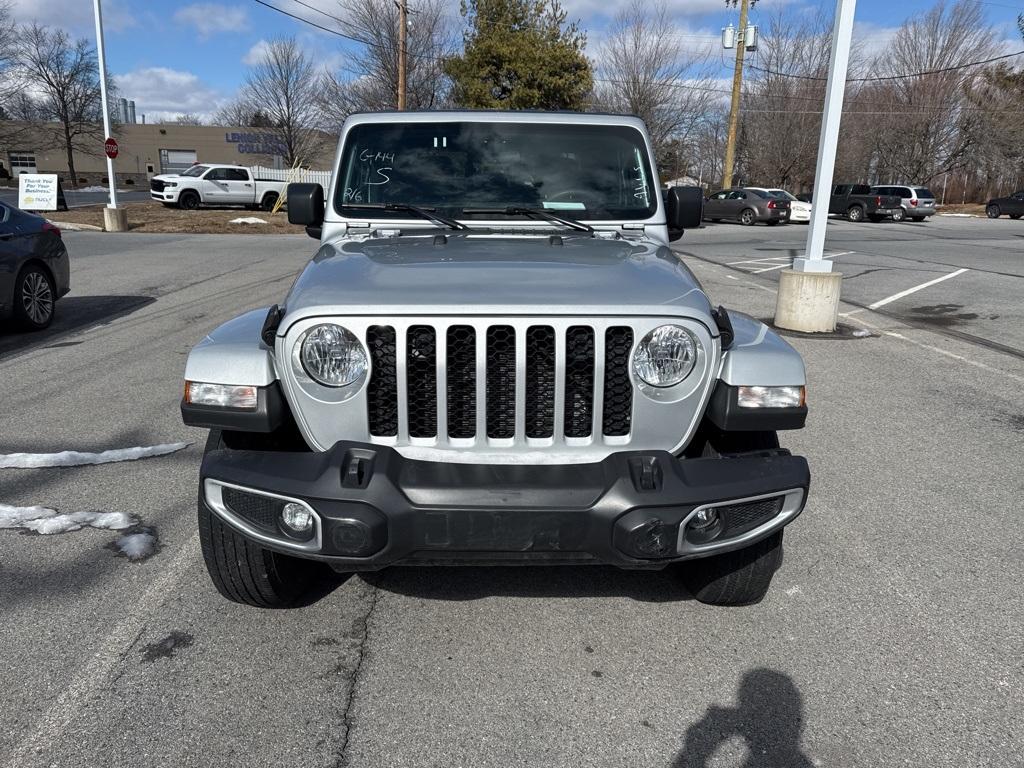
[248,165,331,187]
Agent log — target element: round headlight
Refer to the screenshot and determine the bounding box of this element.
[632,325,698,387]
[297,324,367,387]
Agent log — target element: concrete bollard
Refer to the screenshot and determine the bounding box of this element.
[774,269,843,333]
[103,206,129,232]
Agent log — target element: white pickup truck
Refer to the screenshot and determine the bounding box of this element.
[150,164,287,211]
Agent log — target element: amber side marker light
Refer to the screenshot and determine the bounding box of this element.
[185,381,258,410]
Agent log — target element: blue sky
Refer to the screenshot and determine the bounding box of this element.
[7,0,1023,121]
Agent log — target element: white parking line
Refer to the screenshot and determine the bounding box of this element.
[750,251,850,274]
[867,268,969,310]
[727,256,790,266]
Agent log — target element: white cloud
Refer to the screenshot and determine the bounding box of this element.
[852,21,901,62]
[113,67,225,122]
[9,0,136,33]
[243,39,273,66]
[173,3,250,39]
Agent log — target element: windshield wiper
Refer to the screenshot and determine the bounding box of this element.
[342,203,470,231]
[461,206,594,233]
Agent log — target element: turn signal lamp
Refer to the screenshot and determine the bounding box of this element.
[736,385,805,409]
[185,381,258,410]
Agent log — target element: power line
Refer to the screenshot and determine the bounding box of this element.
[749,49,1024,82]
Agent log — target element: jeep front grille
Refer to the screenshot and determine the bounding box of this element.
[366,322,635,443]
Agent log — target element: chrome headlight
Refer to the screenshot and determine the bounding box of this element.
[632,325,698,387]
[295,324,367,387]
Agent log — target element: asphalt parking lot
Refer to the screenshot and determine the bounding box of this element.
[681,215,1024,357]
[1,225,1022,767]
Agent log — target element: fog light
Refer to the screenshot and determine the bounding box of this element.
[281,502,313,533]
[689,508,719,531]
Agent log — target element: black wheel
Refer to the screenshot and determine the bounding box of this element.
[891,207,906,222]
[846,205,864,222]
[198,430,323,608]
[13,263,55,331]
[682,531,784,606]
[179,191,200,210]
[261,192,279,211]
[739,208,756,226]
[986,205,1000,219]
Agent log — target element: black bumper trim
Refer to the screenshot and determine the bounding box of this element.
[707,383,808,431]
[200,441,809,569]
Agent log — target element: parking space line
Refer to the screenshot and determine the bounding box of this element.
[726,257,790,265]
[751,252,849,274]
[867,268,969,310]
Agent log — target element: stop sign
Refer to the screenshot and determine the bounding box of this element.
[104,137,118,159]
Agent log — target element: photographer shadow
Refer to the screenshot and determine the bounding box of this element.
[673,668,814,768]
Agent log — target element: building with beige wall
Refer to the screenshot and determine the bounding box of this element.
[0,122,337,187]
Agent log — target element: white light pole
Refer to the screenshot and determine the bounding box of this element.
[774,0,855,332]
[93,0,117,210]
[792,0,857,273]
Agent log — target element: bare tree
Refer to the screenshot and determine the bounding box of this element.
[737,12,852,190]
[240,37,324,166]
[593,0,717,178]
[173,112,204,125]
[11,23,111,186]
[318,0,455,124]
[862,0,997,184]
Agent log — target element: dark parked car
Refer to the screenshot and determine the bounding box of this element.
[0,201,70,330]
[703,188,790,226]
[871,185,937,222]
[986,191,1024,219]
[829,184,903,222]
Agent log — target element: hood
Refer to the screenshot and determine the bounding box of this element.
[282,232,712,324]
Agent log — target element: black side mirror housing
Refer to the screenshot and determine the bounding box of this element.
[288,183,325,238]
[665,185,704,241]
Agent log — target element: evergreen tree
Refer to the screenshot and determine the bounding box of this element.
[444,0,592,111]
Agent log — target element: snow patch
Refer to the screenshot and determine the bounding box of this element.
[0,442,190,469]
[852,329,872,338]
[785,585,802,596]
[0,504,135,534]
[116,532,157,560]
[938,213,976,218]
[229,216,268,225]
[76,185,130,193]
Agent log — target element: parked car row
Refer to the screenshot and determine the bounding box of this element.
[702,182,941,226]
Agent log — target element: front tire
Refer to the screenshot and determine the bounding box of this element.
[987,205,1000,219]
[179,191,200,210]
[261,192,279,211]
[198,431,323,608]
[13,264,56,331]
[682,531,784,606]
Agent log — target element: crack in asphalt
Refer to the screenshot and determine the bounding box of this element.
[335,580,381,768]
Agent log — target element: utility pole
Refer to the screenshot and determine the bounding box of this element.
[396,0,408,110]
[721,0,751,189]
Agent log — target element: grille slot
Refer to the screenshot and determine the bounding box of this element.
[366,326,398,437]
[602,327,634,436]
[525,326,555,438]
[407,326,437,438]
[446,326,476,439]
[486,326,516,439]
[563,326,595,438]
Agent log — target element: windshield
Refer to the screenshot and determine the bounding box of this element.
[182,165,209,177]
[334,121,657,221]
[768,189,798,201]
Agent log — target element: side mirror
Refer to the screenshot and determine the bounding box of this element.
[288,182,325,238]
[665,185,704,241]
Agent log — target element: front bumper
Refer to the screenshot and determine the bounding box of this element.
[200,442,810,570]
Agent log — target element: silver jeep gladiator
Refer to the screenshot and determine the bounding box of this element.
[180,111,809,608]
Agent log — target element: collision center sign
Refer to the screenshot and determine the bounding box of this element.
[18,174,59,211]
